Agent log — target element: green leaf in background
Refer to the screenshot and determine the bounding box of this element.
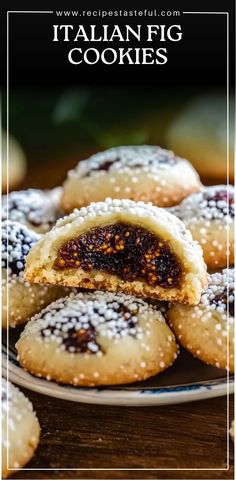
[4,86,216,161]
[98,129,150,149]
[52,88,91,124]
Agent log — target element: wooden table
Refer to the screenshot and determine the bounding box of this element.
[10,154,234,480]
[11,389,233,479]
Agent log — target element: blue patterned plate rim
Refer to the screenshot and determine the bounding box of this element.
[2,348,234,406]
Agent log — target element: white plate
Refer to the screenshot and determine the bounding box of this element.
[2,328,234,406]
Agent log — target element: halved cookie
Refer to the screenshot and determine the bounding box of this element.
[25,199,207,304]
[16,291,178,386]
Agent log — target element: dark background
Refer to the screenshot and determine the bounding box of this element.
[1,0,235,87]
[1,0,235,190]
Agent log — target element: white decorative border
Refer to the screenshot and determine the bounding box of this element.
[5,9,231,474]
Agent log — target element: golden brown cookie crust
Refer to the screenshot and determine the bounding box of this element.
[1,221,70,328]
[61,146,202,212]
[170,185,234,270]
[2,380,40,478]
[1,269,70,328]
[16,291,178,386]
[168,269,234,372]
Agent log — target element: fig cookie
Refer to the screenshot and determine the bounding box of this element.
[230,420,234,442]
[61,145,202,212]
[24,199,207,305]
[2,379,40,478]
[1,221,69,328]
[168,269,234,372]
[2,188,62,234]
[16,291,178,386]
[170,185,234,269]
[166,94,234,181]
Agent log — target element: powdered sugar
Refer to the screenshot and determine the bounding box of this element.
[171,185,234,224]
[23,291,163,354]
[2,188,61,231]
[68,146,179,179]
[55,198,192,244]
[2,379,35,447]
[2,221,40,276]
[200,268,234,319]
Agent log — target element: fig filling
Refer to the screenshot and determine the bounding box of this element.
[40,299,140,353]
[86,152,177,176]
[54,222,182,288]
[86,160,114,176]
[41,323,99,353]
[213,288,234,317]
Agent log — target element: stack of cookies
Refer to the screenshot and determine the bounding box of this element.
[2,146,234,388]
[2,145,234,475]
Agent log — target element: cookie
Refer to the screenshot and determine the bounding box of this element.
[2,379,40,478]
[170,185,234,270]
[2,132,27,192]
[16,291,178,386]
[230,420,234,442]
[2,221,70,328]
[168,269,234,372]
[166,94,234,180]
[61,145,202,212]
[24,199,207,305]
[2,188,62,234]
